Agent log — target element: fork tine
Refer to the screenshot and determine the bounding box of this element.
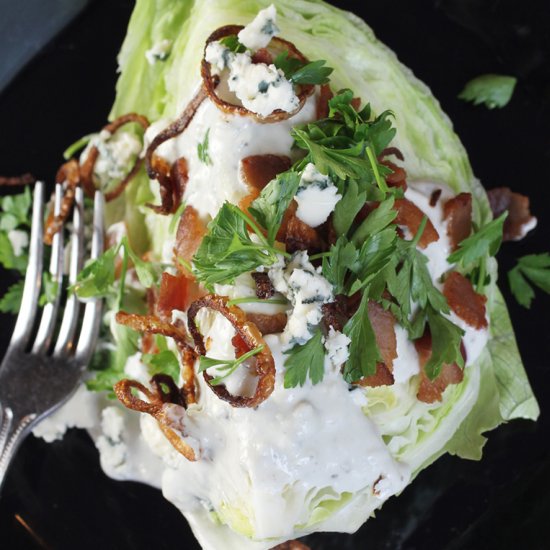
[9,182,44,349]
[75,191,104,364]
[32,184,65,354]
[53,187,85,357]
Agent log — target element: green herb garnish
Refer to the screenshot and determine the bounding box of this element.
[458,74,517,109]
[199,345,265,385]
[197,128,212,165]
[508,253,550,308]
[283,329,325,388]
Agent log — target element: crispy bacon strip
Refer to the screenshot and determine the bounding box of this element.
[382,160,407,190]
[270,541,310,550]
[145,88,208,214]
[251,272,275,299]
[443,193,472,251]
[245,312,287,335]
[0,173,35,186]
[116,311,197,406]
[285,213,326,253]
[429,189,442,207]
[187,294,275,408]
[157,272,190,320]
[316,83,333,119]
[487,187,536,241]
[44,159,81,245]
[80,113,149,201]
[443,271,487,329]
[114,377,197,461]
[174,205,208,275]
[201,25,314,123]
[415,331,464,403]
[239,154,291,211]
[394,199,439,248]
[355,301,397,387]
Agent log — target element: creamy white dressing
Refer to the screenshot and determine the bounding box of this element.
[144,92,317,220]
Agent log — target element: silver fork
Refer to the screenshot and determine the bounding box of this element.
[0,181,104,489]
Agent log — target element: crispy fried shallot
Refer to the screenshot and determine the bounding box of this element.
[116,311,197,406]
[187,294,275,408]
[201,25,314,123]
[394,199,439,248]
[145,88,208,214]
[443,192,472,251]
[443,271,487,329]
[487,186,537,241]
[415,331,464,403]
[80,112,149,200]
[114,376,197,461]
[0,173,35,186]
[44,159,81,245]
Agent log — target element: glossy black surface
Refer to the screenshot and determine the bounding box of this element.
[0,1,549,549]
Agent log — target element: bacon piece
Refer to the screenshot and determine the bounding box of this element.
[245,312,287,335]
[429,189,442,207]
[79,112,149,200]
[271,541,310,550]
[350,97,362,111]
[44,159,81,245]
[444,193,472,251]
[202,25,314,123]
[394,199,439,248]
[316,83,333,119]
[443,271,487,329]
[239,154,291,211]
[322,295,351,333]
[415,331,464,403]
[174,206,208,275]
[251,48,273,64]
[487,187,536,241]
[251,272,275,299]
[0,173,35,186]
[379,147,404,161]
[187,294,275,408]
[285,214,325,254]
[354,301,397,387]
[157,273,189,320]
[381,160,407,190]
[232,333,249,358]
[145,88,207,214]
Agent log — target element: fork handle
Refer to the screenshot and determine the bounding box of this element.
[0,406,36,491]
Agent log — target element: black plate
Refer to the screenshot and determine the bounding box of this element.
[0,1,549,549]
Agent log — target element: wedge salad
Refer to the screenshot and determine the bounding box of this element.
[0,1,542,549]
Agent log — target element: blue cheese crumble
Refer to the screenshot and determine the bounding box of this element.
[237,4,279,50]
[295,163,342,227]
[268,251,333,346]
[145,39,172,65]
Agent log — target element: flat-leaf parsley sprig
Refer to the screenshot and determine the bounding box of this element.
[199,345,265,385]
[508,253,550,308]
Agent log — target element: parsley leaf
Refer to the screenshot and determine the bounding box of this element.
[0,280,24,313]
[273,52,333,85]
[0,187,31,231]
[283,329,325,388]
[458,74,517,109]
[248,171,301,244]
[448,212,507,267]
[193,203,281,288]
[142,349,180,380]
[197,128,212,165]
[0,231,28,273]
[220,34,246,53]
[322,237,358,294]
[508,253,550,308]
[424,306,465,380]
[199,345,264,385]
[332,179,367,237]
[342,292,381,382]
[351,196,396,246]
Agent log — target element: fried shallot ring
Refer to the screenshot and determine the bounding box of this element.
[0,173,35,186]
[114,377,197,461]
[116,311,197,406]
[187,294,275,408]
[144,88,208,214]
[201,25,314,123]
[44,159,81,245]
[79,112,149,201]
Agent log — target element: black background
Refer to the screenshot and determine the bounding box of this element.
[0,0,549,549]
